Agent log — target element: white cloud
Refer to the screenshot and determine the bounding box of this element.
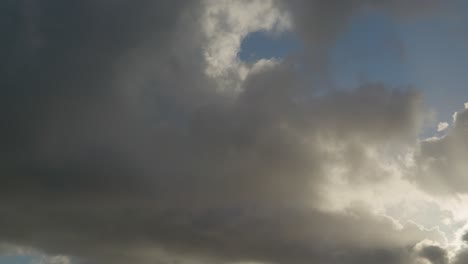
[200,0,291,90]
[438,122,449,132]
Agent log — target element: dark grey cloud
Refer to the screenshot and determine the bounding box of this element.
[453,249,468,264]
[0,1,453,264]
[449,234,468,264]
[419,245,449,264]
[462,232,468,243]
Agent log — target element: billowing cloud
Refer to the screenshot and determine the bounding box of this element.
[0,1,467,264]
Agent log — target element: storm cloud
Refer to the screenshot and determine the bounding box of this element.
[0,1,466,264]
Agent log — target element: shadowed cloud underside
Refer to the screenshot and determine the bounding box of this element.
[1,1,468,264]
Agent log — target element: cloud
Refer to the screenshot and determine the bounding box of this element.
[201,0,291,90]
[418,245,449,264]
[0,60,431,264]
[0,1,464,264]
[452,248,468,264]
[462,232,468,243]
[412,105,468,195]
[33,255,72,264]
[447,233,468,264]
[437,122,449,132]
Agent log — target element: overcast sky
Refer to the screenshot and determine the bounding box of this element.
[1,1,468,264]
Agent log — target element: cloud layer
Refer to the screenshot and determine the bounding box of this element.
[0,1,467,264]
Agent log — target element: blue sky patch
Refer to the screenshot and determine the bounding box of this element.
[331,10,410,90]
[239,31,302,62]
[0,255,35,264]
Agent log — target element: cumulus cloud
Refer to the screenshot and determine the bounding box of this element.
[0,1,465,264]
[201,0,291,89]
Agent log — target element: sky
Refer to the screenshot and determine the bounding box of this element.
[2,1,468,264]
